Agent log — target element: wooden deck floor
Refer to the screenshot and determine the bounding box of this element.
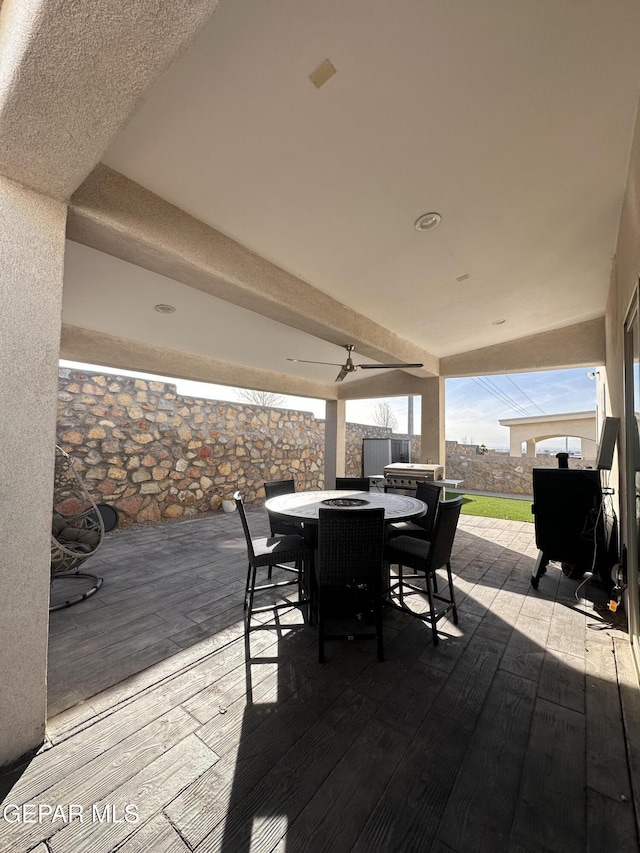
[1,508,639,852]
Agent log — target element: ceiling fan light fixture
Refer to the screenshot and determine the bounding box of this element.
[414,212,441,232]
[286,344,423,382]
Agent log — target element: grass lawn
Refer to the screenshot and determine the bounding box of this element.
[446,492,533,523]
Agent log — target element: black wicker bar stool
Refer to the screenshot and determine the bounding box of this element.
[235,492,312,636]
[385,497,463,645]
[316,506,386,663]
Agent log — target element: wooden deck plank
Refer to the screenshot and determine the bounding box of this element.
[432,670,536,852]
[47,735,217,853]
[196,688,381,853]
[351,635,506,852]
[373,657,448,738]
[280,718,410,853]
[585,635,633,803]
[112,813,192,853]
[47,618,251,737]
[178,622,417,850]
[586,788,638,853]
[0,707,200,853]
[614,636,640,840]
[47,611,170,660]
[166,647,377,848]
[509,697,586,852]
[546,599,588,659]
[537,648,585,713]
[498,612,550,683]
[48,638,184,717]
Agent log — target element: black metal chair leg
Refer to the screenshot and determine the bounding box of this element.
[375,593,384,661]
[246,563,258,630]
[446,560,458,624]
[425,571,439,646]
[244,561,252,610]
[318,589,325,663]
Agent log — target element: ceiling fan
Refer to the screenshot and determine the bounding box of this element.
[287,344,423,383]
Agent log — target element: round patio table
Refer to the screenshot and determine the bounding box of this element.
[265,489,426,525]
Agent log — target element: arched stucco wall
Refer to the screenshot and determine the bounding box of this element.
[499,412,596,457]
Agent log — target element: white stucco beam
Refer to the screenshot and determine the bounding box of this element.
[60,324,337,401]
[336,370,427,400]
[440,318,605,377]
[68,165,439,376]
[0,0,219,199]
[499,411,595,427]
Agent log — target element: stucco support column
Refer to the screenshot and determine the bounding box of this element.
[419,377,445,469]
[526,439,537,457]
[324,400,346,489]
[509,432,522,457]
[0,176,66,768]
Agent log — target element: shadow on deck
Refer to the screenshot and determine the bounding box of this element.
[0,510,638,852]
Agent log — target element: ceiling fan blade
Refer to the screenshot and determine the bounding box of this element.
[357,362,424,370]
[335,368,348,382]
[286,358,343,366]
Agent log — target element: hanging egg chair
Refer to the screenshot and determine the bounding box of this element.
[50,445,106,610]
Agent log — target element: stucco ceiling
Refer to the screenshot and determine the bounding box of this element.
[63,240,394,387]
[64,0,640,387]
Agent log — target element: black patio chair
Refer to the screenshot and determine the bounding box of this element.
[316,507,385,663]
[263,478,304,578]
[387,480,443,593]
[387,480,441,540]
[335,477,370,491]
[385,497,463,645]
[235,492,312,637]
[264,478,303,535]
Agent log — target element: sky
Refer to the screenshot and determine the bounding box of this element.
[60,360,599,451]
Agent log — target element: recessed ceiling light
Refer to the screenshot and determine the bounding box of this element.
[456,273,471,282]
[492,318,506,325]
[154,304,176,314]
[414,212,442,232]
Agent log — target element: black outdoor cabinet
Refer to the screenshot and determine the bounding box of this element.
[531,467,612,588]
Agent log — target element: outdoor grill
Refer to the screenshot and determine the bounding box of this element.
[383,462,445,492]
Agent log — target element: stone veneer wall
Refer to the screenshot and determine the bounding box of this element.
[56,369,329,526]
[56,369,409,526]
[444,441,596,495]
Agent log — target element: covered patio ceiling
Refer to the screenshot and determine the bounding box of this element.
[41,2,640,395]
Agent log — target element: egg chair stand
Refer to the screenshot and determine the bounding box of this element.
[50,446,105,611]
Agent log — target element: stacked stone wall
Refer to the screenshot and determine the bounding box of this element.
[444,441,596,495]
[56,368,408,526]
[56,369,328,526]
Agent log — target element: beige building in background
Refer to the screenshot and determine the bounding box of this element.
[500,411,598,458]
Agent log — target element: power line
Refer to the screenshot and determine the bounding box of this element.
[473,377,532,417]
[505,374,546,415]
[471,377,532,417]
[483,376,536,416]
